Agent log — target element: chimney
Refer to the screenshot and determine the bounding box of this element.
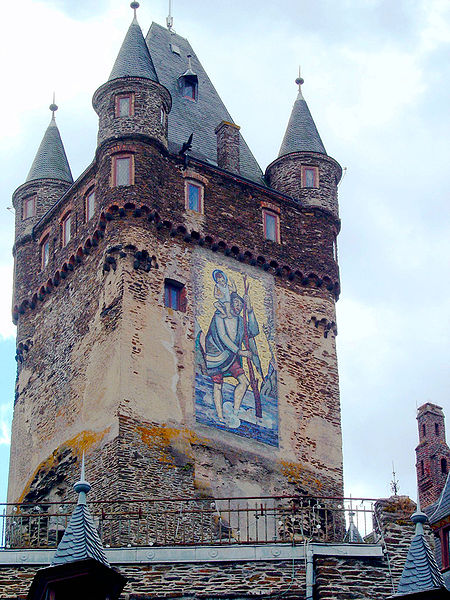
[215,121,240,174]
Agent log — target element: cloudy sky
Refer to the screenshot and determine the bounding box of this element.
[0,0,449,504]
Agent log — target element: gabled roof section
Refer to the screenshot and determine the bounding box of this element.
[429,473,450,525]
[396,509,445,596]
[109,15,158,82]
[26,109,73,184]
[51,458,109,568]
[146,23,264,185]
[278,79,326,157]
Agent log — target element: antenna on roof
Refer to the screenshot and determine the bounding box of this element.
[167,0,174,31]
[390,461,400,496]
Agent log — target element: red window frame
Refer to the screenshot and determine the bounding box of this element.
[115,93,134,117]
[441,527,450,570]
[263,209,280,243]
[23,195,36,220]
[302,166,319,188]
[40,235,50,270]
[164,280,186,312]
[112,154,134,187]
[85,189,95,221]
[185,181,203,213]
[61,212,72,247]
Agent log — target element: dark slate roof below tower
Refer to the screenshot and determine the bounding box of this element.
[109,16,158,82]
[26,116,73,183]
[429,473,450,525]
[396,509,445,596]
[146,23,264,185]
[278,88,326,157]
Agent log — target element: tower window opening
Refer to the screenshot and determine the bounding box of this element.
[422,424,426,437]
[161,108,166,127]
[164,279,186,312]
[185,181,203,213]
[442,458,448,474]
[112,154,134,187]
[436,423,440,436]
[302,166,318,188]
[61,213,72,247]
[23,195,36,220]
[85,189,95,221]
[333,237,338,262]
[40,235,50,269]
[263,210,280,243]
[421,460,424,476]
[115,93,134,117]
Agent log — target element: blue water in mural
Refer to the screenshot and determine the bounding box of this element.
[195,373,279,447]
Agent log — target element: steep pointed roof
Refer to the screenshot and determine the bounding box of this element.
[109,8,158,83]
[278,76,326,157]
[26,105,73,183]
[429,472,450,525]
[344,514,363,543]
[396,507,445,595]
[51,457,109,567]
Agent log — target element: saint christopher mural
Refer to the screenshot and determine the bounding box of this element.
[193,254,278,446]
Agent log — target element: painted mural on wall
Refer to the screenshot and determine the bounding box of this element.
[193,252,278,446]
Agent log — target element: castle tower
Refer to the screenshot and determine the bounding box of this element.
[7,7,343,517]
[416,403,450,509]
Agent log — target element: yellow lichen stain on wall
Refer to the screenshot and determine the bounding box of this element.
[280,460,324,493]
[16,427,110,504]
[137,424,209,467]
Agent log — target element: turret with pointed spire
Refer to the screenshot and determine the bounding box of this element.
[92,2,171,150]
[12,101,73,240]
[266,70,341,217]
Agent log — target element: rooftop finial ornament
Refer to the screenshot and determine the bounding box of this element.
[74,451,91,505]
[295,65,304,95]
[167,0,174,31]
[49,92,58,120]
[130,1,139,19]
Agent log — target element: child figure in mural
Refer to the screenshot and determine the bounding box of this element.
[212,270,237,319]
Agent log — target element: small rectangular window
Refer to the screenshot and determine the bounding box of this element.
[86,190,95,221]
[185,181,203,213]
[23,195,36,220]
[302,166,318,188]
[113,155,133,187]
[41,236,50,269]
[115,94,133,117]
[164,279,186,311]
[62,213,71,247]
[263,210,280,243]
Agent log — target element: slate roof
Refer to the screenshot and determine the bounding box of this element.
[51,469,109,567]
[344,518,363,543]
[26,115,73,183]
[429,473,450,525]
[109,16,158,82]
[146,23,265,185]
[278,88,326,157]
[396,509,445,596]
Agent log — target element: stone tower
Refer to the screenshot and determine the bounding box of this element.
[416,402,450,509]
[7,7,343,509]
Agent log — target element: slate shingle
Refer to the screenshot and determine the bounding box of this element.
[278,89,326,157]
[26,116,73,184]
[109,17,158,83]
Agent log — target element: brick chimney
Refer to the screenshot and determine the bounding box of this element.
[215,121,240,174]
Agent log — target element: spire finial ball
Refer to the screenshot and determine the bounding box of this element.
[295,77,304,86]
[49,103,58,113]
[130,2,139,9]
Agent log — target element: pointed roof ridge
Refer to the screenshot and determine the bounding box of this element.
[51,454,109,567]
[429,471,450,524]
[396,506,445,595]
[278,74,326,158]
[26,104,73,184]
[109,7,159,83]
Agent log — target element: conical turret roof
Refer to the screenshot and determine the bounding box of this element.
[109,9,158,83]
[396,506,445,595]
[278,76,326,157]
[51,456,109,567]
[26,106,73,184]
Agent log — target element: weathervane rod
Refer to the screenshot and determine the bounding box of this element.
[167,0,174,30]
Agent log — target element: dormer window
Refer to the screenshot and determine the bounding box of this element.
[23,195,36,220]
[115,93,134,117]
[178,55,198,101]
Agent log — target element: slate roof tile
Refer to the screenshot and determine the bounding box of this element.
[278,89,326,157]
[109,17,158,83]
[26,116,73,184]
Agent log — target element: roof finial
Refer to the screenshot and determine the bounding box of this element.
[167,0,174,31]
[49,92,58,121]
[130,1,139,19]
[74,451,91,505]
[391,461,400,496]
[295,65,304,97]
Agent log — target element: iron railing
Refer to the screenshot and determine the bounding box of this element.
[0,496,378,550]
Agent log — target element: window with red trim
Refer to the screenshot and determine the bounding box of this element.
[442,527,450,570]
[263,210,280,243]
[302,166,318,188]
[41,236,50,269]
[23,195,36,220]
[115,94,134,117]
[164,279,186,312]
[185,181,203,212]
[113,154,133,187]
[85,189,95,221]
[61,213,71,247]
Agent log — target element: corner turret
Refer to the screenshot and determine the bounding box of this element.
[12,102,73,241]
[92,2,171,150]
[266,73,341,217]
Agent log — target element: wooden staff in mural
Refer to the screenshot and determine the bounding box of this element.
[243,275,263,418]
